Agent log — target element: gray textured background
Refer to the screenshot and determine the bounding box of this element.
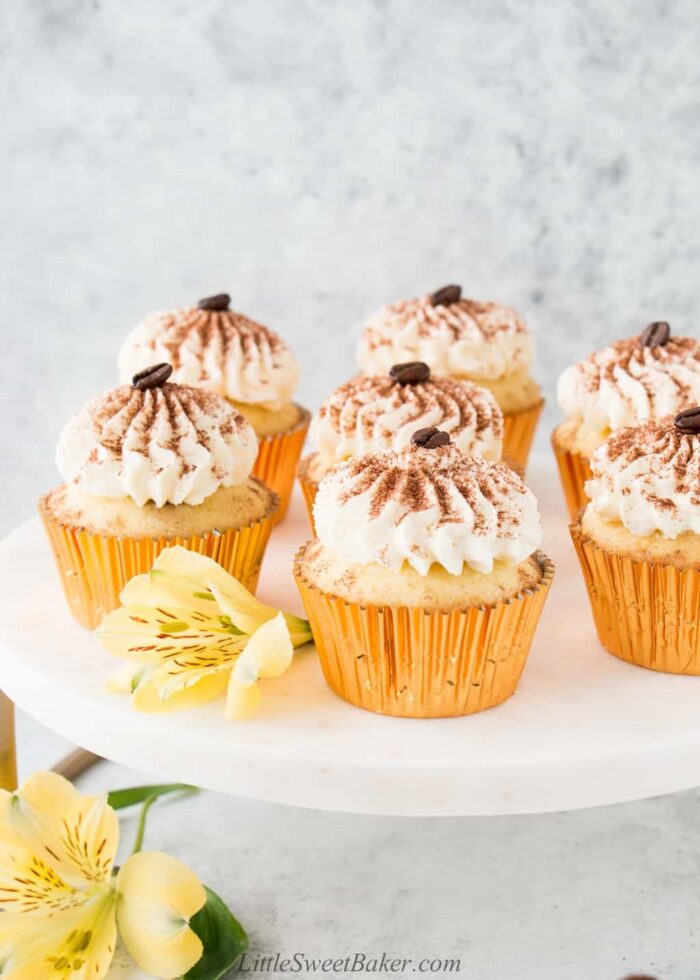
[4,0,700,529]
[3,2,700,977]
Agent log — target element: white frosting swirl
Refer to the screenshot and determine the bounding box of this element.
[118,305,299,411]
[314,443,542,575]
[57,383,258,507]
[558,335,700,434]
[586,416,700,538]
[310,374,503,467]
[357,294,533,382]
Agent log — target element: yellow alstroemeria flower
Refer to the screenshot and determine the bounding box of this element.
[0,771,205,980]
[97,546,312,719]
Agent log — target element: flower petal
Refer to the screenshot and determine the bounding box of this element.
[117,851,206,979]
[97,604,242,665]
[130,672,229,713]
[0,837,82,915]
[0,773,118,891]
[120,546,275,632]
[119,547,225,615]
[225,612,294,719]
[104,662,152,695]
[205,577,275,635]
[57,794,119,886]
[0,888,117,979]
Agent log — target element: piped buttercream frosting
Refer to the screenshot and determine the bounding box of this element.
[118,303,299,411]
[313,441,542,575]
[357,294,533,381]
[57,383,258,507]
[586,415,700,538]
[310,373,503,467]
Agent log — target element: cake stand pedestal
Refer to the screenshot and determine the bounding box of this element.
[2,455,700,817]
[0,691,17,790]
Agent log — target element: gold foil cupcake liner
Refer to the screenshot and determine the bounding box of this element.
[297,454,319,534]
[551,430,593,520]
[571,519,700,674]
[253,406,310,523]
[38,496,278,631]
[294,546,555,718]
[502,399,544,472]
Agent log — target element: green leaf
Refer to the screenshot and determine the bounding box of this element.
[107,783,196,810]
[185,886,249,980]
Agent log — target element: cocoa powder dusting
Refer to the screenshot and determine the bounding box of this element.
[138,306,287,373]
[89,382,244,469]
[574,336,700,405]
[596,415,700,513]
[336,443,526,535]
[319,373,502,445]
[362,295,526,353]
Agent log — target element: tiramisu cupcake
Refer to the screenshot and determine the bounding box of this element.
[297,361,504,530]
[554,323,700,517]
[571,410,700,674]
[118,293,309,521]
[357,285,543,469]
[39,363,278,629]
[294,432,553,717]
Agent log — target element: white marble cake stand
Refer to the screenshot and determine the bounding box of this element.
[2,455,700,818]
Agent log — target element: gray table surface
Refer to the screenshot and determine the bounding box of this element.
[15,708,696,979]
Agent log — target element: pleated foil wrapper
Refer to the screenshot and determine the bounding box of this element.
[296,454,319,535]
[38,495,278,631]
[252,406,310,523]
[551,429,593,520]
[502,399,544,472]
[571,518,700,674]
[294,545,555,718]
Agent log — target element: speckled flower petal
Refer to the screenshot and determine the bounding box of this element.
[97,603,244,666]
[206,579,311,648]
[0,773,118,894]
[121,546,274,631]
[0,889,117,979]
[99,546,311,718]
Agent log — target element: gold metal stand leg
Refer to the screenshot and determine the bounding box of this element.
[53,748,101,782]
[0,690,18,791]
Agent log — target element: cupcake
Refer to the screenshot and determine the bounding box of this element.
[357,284,543,469]
[571,410,700,674]
[554,323,700,518]
[297,361,504,530]
[118,293,309,521]
[294,431,553,717]
[40,363,278,629]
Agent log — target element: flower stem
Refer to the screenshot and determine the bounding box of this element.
[131,794,157,855]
